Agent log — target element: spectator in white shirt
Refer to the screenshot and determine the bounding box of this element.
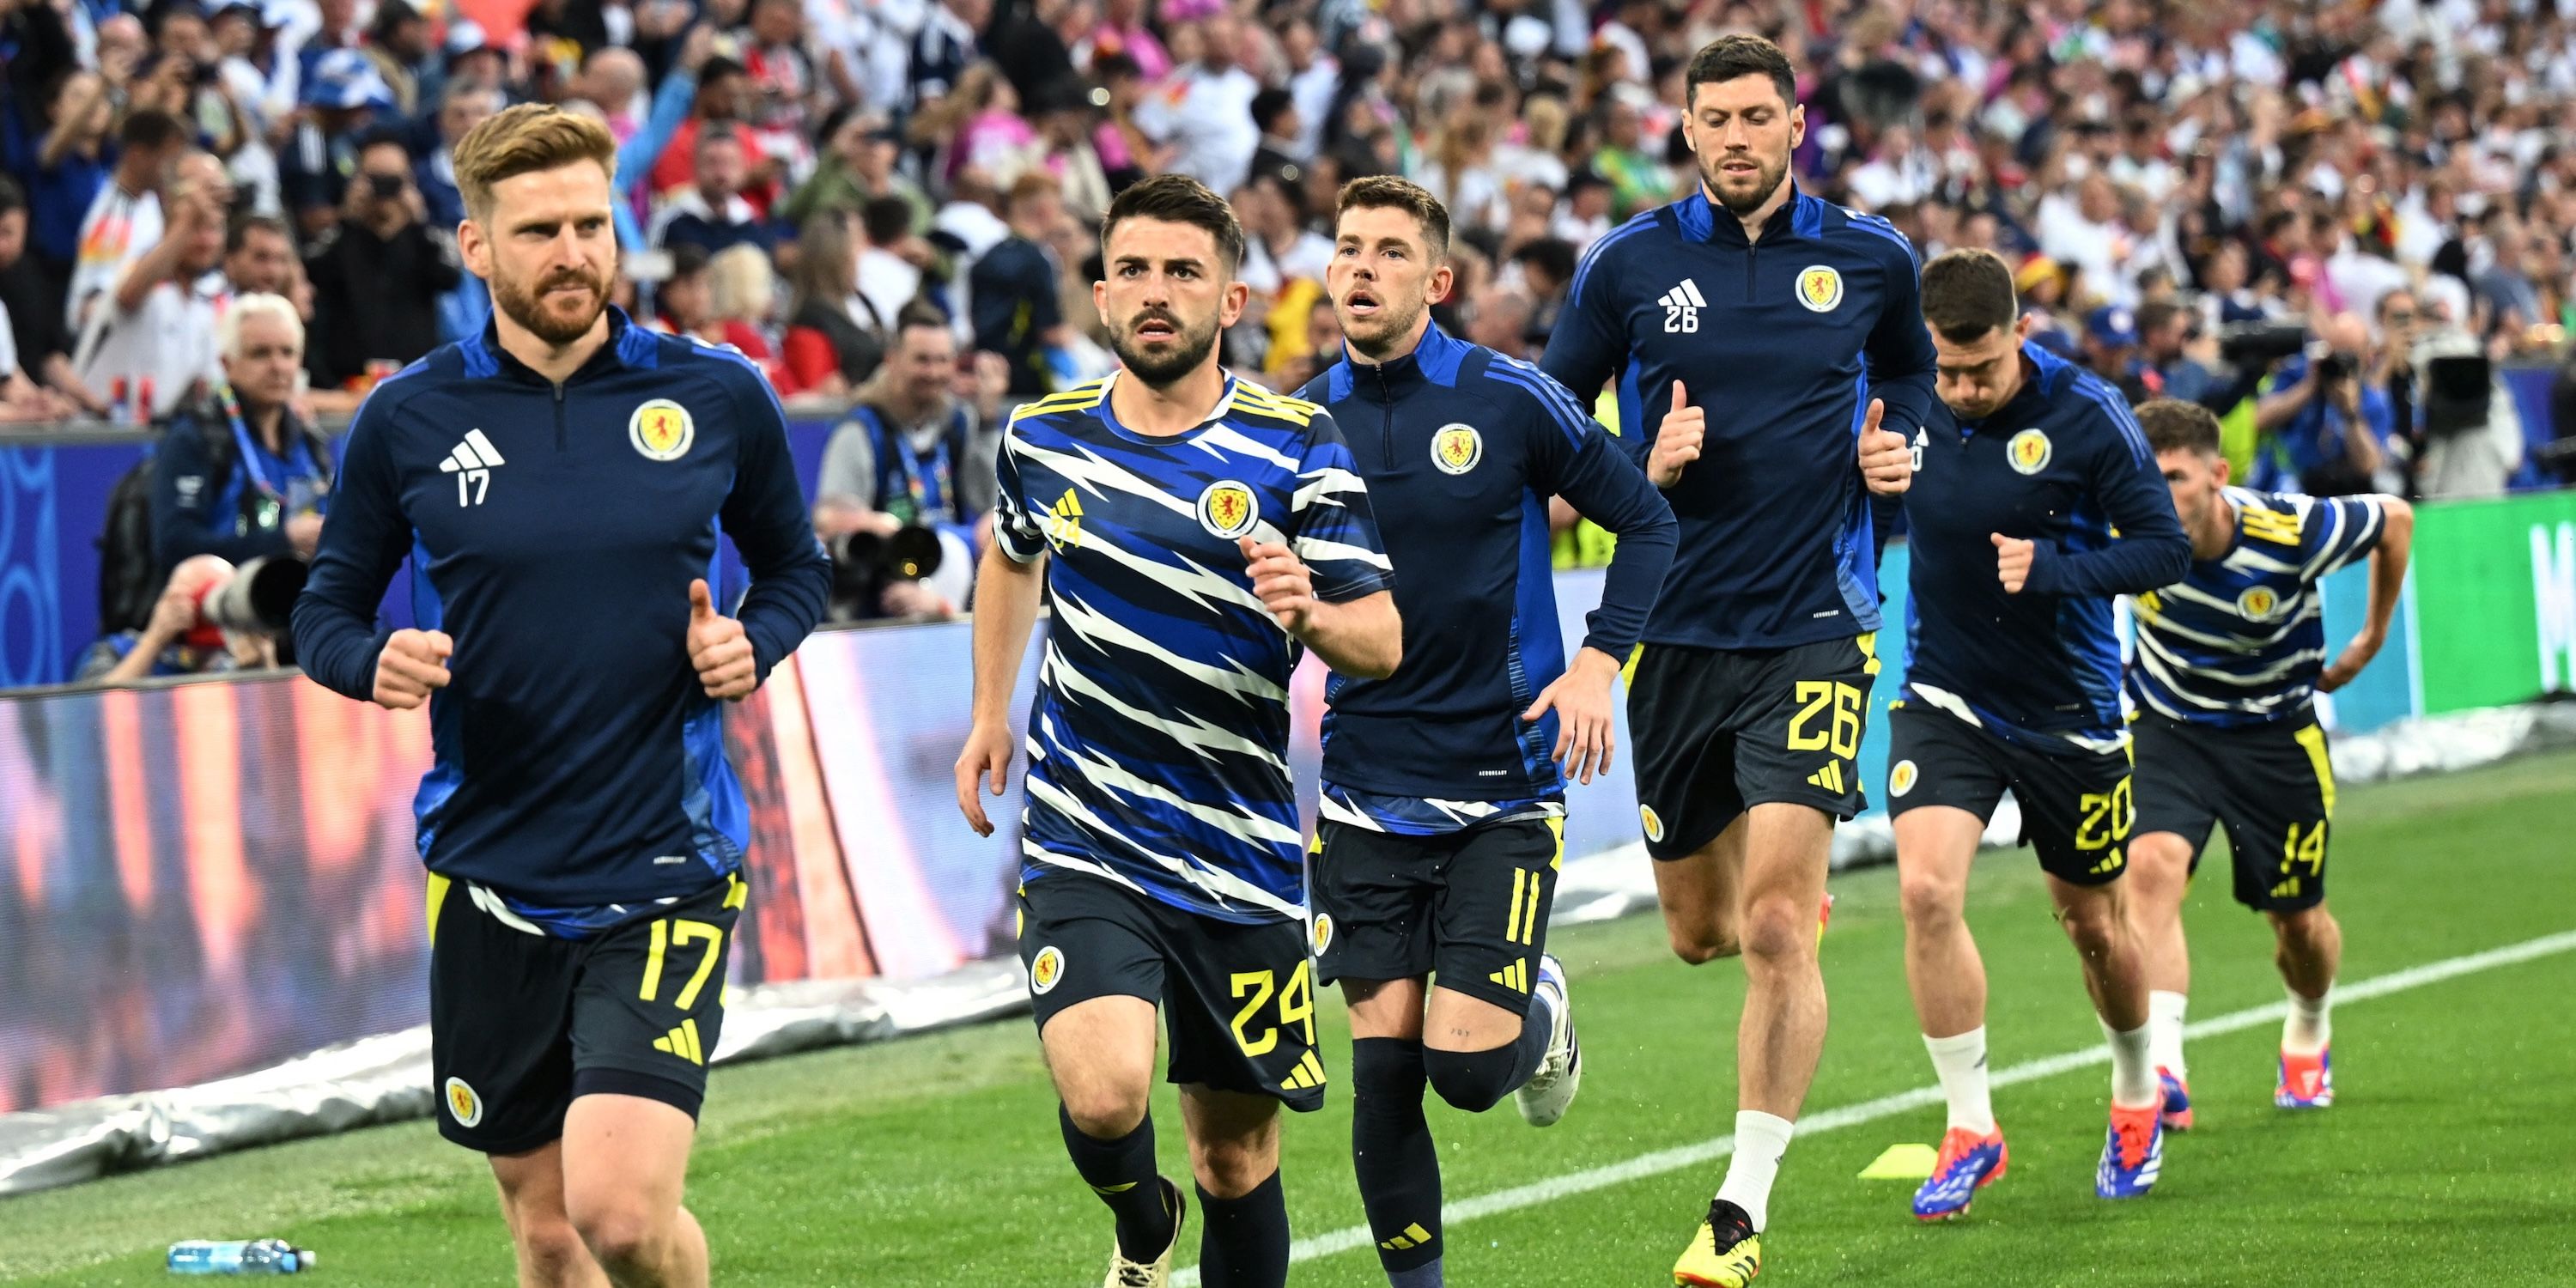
[66,109,192,334]
[1134,15,1260,194]
[73,161,231,420]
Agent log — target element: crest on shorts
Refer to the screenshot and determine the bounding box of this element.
[2007,428,2053,475]
[1890,759,1919,798]
[1640,804,1666,843]
[1030,945,1066,994]
[1197,480,1259,539]
[1431,423,1483,475]
[1796,265,1844,313]
[1310,914,1334,957]
[629,398,695,462]
[2236,585,2281,619]
[443,1076,483,1128]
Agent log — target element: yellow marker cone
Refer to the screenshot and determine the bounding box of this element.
[1858,1143,1941,1181]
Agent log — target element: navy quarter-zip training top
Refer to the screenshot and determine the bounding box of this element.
[294,308,831,921]
[1899,340,2190,751]
[1300,323,1676,829]
[1540,185,1938,650]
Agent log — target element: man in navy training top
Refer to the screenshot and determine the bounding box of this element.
[293,104,829,1288]
[1538,33,1926,1285]
[1299,175,1677,1288]
[2121,398,2412,1127]
[1887,248,2190,1223]
[953,173,1401,1288]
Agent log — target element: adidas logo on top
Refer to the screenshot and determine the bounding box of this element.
[1660,278,1707,333]
[440,429,507,507]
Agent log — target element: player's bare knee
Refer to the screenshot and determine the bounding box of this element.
[565,1194,662,1273]
[1059,1085,1150,1140]
[510,1219,592,1285]
[1668,919,1741,965]
[1897,870,1965,931]
[2269,905,2334,951]
[1736,894,1814,968]
[1187,1135,1277,1200]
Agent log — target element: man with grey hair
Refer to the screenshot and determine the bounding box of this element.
[151,292,335,574]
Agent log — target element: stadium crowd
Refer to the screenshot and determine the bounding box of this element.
[4,0,2576,657]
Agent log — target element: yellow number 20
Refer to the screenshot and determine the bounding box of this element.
[1787,681,1864,759]
[2075,777,2136,852]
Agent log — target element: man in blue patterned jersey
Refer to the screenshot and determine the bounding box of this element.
[952,173,1401,1288]
[1300,176,1677,1288]
[1537,34,1926,1285]
[2122,398,2413,1125]
[1887,249,2191,1221]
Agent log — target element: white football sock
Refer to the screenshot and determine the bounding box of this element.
[2148,990,2190,1080]
[1715,1110,1795,1232]
[2282,986,2332,1055]
[1922,1027,1996,1135]
[2104,1018,2159,1109]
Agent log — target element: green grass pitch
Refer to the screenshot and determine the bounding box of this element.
[5,751,2573,1284]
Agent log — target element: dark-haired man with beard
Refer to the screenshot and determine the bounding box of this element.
[1538,34,1933,1286]
[955,173,1400,1288]
[293,103,829,1288]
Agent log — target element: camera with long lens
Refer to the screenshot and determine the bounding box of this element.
[202,554,309,639]
[2215,319,2310,367]
[827,525,944,616]
[2420,354,2494,440]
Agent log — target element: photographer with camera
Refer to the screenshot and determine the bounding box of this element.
[814,311,1006,618]
[304,128,460,392]
[150,293,331,583]
[76,553,292,685]
[2248,312,2391,496]
[2408,281,2526,499]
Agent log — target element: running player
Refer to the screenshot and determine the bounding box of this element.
[1889,249,2190,1220]
[1538,34,1926,1285]
[953,173,1401,1288]
[293,105,832,1287]
[2122,398,2411,1123]
[1298,176,1677,1288]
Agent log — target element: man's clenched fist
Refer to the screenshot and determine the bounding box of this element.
[374,629,453,709]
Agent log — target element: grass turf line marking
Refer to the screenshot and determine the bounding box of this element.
[1171,927,2576,1285]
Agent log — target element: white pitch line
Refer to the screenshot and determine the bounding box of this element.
[1172,927,2576,1285]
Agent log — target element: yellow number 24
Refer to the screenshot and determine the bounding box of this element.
[1229,962,1315,1057]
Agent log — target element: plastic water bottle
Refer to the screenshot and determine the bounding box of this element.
[166,1239,316,1274]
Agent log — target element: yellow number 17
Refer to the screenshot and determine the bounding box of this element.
[640,919,725,1010]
